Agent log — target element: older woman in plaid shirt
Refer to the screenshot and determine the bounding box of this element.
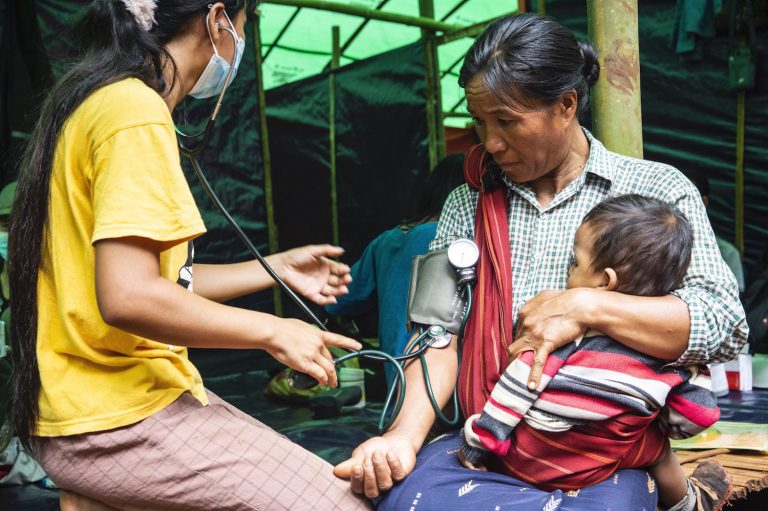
[336,13,748,510]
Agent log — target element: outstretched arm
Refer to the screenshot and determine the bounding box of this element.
[193,244,351,304]
[511,290,696,389]
[95,237,360,387]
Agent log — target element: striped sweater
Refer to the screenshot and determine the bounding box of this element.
[461,334,719,490]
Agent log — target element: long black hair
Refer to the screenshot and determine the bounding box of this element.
[403,153,466,227]
[459,13,600,116]
[9,0,255,447]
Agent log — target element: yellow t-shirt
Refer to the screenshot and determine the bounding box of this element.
[36,78,208,437]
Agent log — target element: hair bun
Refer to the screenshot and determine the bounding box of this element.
[578,41,600,87]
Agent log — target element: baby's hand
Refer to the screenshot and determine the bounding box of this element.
[458,450,487,471]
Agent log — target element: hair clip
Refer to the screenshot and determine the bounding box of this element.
[120,0,157,32]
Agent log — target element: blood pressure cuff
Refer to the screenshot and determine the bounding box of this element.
[407,250,468,335]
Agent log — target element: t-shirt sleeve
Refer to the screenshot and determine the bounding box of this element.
[91,122,206,245]
[429,184,476,252]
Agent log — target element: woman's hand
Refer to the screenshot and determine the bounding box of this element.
[510,289,591,389]
[334,433,418,498]
[273,245,352,305]
[264,317,361,388]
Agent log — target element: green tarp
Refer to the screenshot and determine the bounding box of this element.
[4,0,767,304]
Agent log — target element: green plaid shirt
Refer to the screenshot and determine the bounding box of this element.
[430,130,748,365]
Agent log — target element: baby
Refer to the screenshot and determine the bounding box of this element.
[460,194,731,511]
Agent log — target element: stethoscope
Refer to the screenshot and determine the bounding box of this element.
[175,22,478,433]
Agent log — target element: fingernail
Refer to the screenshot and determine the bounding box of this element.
[528,381,536,390]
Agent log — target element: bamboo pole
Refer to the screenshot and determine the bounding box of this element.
[735,91,745,255]
[322,0,392,72]
[264,0,457,32]
[586,0,643,158]
[263,7,300,61]
[420,0,445,167]
[329,26,340,247]
[436,17,499,46]
[252,18,282,315]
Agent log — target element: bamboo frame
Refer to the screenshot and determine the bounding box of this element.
[735,91,745,255]
[252,18,282,315]
[263,0,458,32]
[320,0,487,72]
[436,17,499,45]
[587,0,643,158]
[420,0,445,168]
[329,26,341,247]
[262,7,300,61]
[321,0,393,72]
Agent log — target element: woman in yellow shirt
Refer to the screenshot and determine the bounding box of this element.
[9,1,369,509]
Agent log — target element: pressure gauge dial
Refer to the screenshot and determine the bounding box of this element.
[447,238,479,269]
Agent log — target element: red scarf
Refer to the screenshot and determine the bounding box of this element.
[458,144,514,417]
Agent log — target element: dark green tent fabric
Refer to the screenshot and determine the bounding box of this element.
[0,0,52,185]
[548,0,768,275]
[266,42,429,262]
[12,0,768,296]
[29,2,430,316]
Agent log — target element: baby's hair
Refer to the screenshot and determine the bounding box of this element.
[582,194,693,297]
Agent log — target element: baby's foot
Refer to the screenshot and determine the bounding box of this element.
[689,460,733,511]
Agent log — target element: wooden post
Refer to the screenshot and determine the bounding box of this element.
[419,0,445,168]
[735,91,745,255]
[252,17,282,316]
[329,26,341,247]
[264,0,457,32]
[587,0,643,158]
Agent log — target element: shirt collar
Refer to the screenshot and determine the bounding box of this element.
[582,128,617,183]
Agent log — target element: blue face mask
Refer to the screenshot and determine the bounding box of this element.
[0,232,7,260]
[189,11,245,99]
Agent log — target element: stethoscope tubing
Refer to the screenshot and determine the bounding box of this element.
[178,25,474,430]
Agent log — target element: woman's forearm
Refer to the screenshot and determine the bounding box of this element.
[582,290,690,360]
[193,257,281,302]
[101,271,280,349]
[387,335,459,449]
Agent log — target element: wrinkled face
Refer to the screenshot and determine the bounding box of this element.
[566,223,605,289]
[465,76,572,184]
